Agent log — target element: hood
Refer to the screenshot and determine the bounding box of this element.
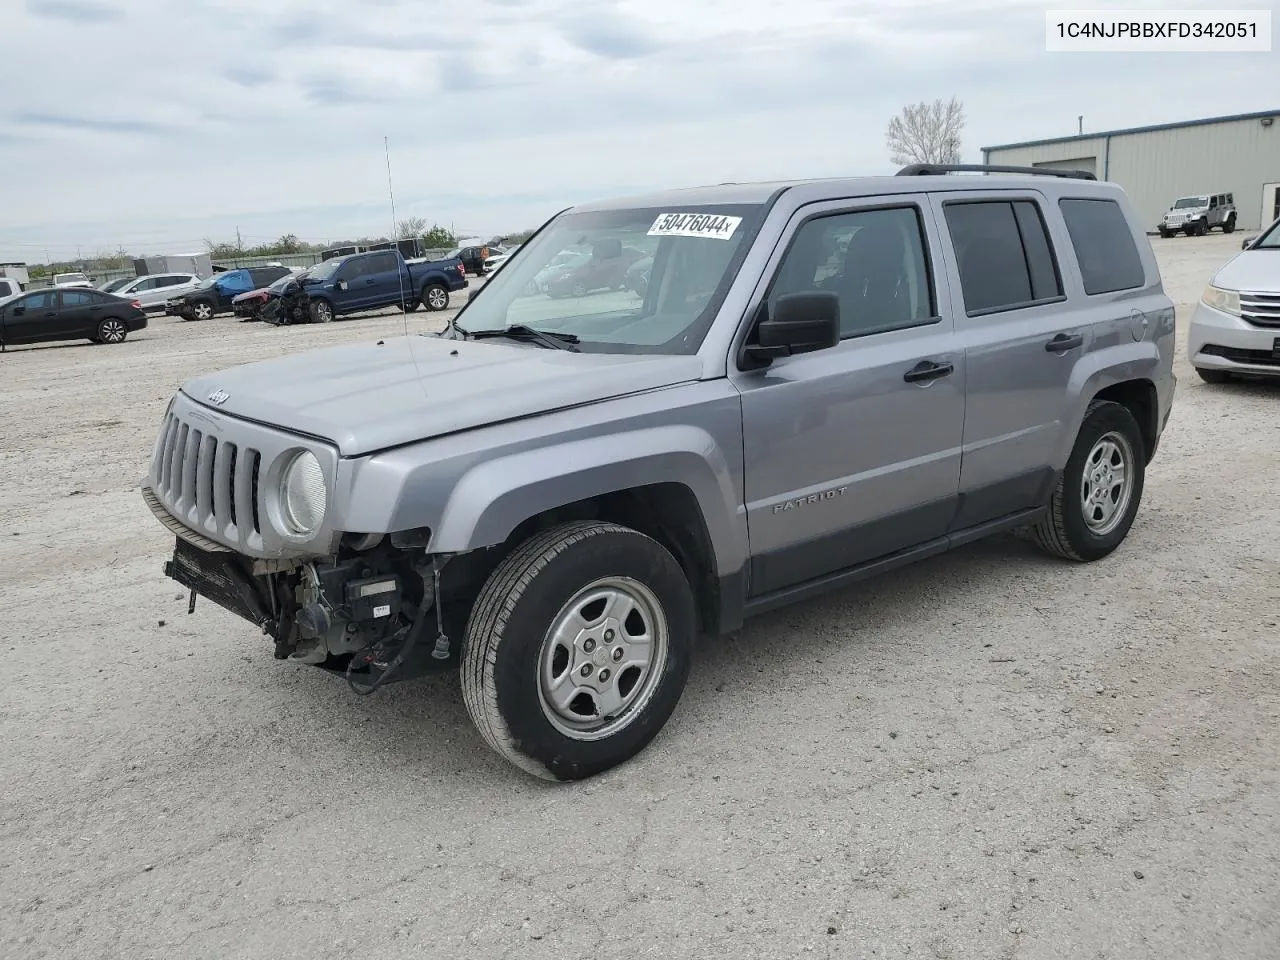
[1212,249,1280,293]
[180,334,705,457]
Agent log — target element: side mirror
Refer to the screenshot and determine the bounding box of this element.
[12,306,25,316]
[1242,236,1256,250]
[744,292,840,365]
[336,279,348,291]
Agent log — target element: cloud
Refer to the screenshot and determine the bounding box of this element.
[13,111,169,135]
[223,66,273,88]
[0,0,1276,261]
[26,0,124,22]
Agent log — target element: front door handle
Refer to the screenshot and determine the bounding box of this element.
[365,278,377,285]
[903,359,954,383]
[1046,332,1084,353]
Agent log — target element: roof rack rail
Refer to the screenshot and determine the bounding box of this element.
[895,163,1098,181]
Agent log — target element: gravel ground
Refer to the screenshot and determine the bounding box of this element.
[2,234,1277,960]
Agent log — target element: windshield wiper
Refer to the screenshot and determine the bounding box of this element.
[464,324,581,351]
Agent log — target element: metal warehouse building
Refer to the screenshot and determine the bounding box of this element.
[982,109,1280,233]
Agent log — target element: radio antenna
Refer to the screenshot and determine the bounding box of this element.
[385,136,412,319]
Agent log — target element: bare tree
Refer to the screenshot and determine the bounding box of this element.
[397,216,428,239]
[886,98,965,167]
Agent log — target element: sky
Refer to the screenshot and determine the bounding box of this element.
[0,0,1276,263]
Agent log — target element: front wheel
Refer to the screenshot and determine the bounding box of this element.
[421,283,449,311]
[1031,399,1146,562]
[461,521,696,782]
[191,301,214,321]
[308,299,334,323]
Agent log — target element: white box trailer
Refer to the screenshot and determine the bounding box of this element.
[131,252,213,278]
[0,262,30,288]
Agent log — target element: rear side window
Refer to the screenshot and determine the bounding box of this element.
[1058,198,1145,295]
[943,199,1063,315]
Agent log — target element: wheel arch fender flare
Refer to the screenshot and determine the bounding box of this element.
[1055,343,1161,469]
[427,426,748,576]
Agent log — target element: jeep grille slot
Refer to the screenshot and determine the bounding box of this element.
[148,408,266,548]
[1241,291,1280,329]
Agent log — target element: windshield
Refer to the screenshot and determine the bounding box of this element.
[1253,218,1280,249]
[1173,197,1208,209]
[449,204,763,354]
[306,259,342,281]
[269,270,305,291]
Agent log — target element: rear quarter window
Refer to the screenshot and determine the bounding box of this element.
[1058,198,1145,295]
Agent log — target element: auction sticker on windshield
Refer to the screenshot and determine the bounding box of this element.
[648,212,742,240]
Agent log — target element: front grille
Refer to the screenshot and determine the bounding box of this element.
[1240,291,1280,329]
[151,410,263,541]
[1201,344,1280,368]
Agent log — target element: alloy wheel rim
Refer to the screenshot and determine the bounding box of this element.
[536,577,668,741]
[102,320,125,342]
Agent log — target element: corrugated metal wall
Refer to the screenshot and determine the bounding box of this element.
[985,116,1280,231]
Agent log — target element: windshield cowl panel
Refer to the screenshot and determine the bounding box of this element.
[445,203,765,356]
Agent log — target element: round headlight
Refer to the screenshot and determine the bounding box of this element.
[280,451,327,535]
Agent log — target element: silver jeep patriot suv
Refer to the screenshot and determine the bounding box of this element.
[142,163,1176,781]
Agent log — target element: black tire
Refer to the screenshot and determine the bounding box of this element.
[421,283,449,312]
[1222,215,1236,234]
[1195,219,1208,237]
[402,298,419,313]
[1031,399,1146,563]
[461,520,696,782]
[308,298,334,324]
[1195,366,1231,384]
[1158,228,1172,239]
[96,317,128,344]
[190,300,215,321]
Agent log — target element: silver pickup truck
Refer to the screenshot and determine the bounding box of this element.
[142,164,1176,782]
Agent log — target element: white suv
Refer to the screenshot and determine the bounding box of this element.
[1158,193,1237,238]
[110,273,202,311]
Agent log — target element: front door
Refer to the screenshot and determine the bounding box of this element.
[360,252,403,306]
[2,290,61,344]
[731,196,966,596]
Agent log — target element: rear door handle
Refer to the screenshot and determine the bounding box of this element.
[903,359,954,384]
[1046,332,1083,353]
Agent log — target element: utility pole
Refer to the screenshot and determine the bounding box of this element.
[1078,115,1083,135]
[236,226,243,256]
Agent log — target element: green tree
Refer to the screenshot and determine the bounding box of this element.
[422,224,455,247]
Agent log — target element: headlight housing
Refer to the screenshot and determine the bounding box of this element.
[280,450,327,536]
[1201,284,1241,317]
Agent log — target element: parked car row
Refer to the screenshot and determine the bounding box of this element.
[233,248,470,325]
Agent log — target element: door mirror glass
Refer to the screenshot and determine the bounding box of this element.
[746,291,840,363]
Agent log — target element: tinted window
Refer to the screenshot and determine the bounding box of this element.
[61,290,94,306]
[134,277,159,291]
[368,252,398,273]
[944,200,1062,314]
[1058,198,1145,295]
[158,275,185,287]
[20,291,56,310]
[770,205,935,339]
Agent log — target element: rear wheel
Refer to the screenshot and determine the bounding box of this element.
[1195,366,1231,384]
[96,318,128,344]
[1222,215,1236,234]
[461,520,696,782]
[422,283,449,311]
[1031,399,1145,562]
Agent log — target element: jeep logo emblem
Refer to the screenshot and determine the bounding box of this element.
[208,388,230,406]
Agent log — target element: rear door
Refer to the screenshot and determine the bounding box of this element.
[360,252,403,306]
[927,190,1079,526]
[57,289,103,338]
